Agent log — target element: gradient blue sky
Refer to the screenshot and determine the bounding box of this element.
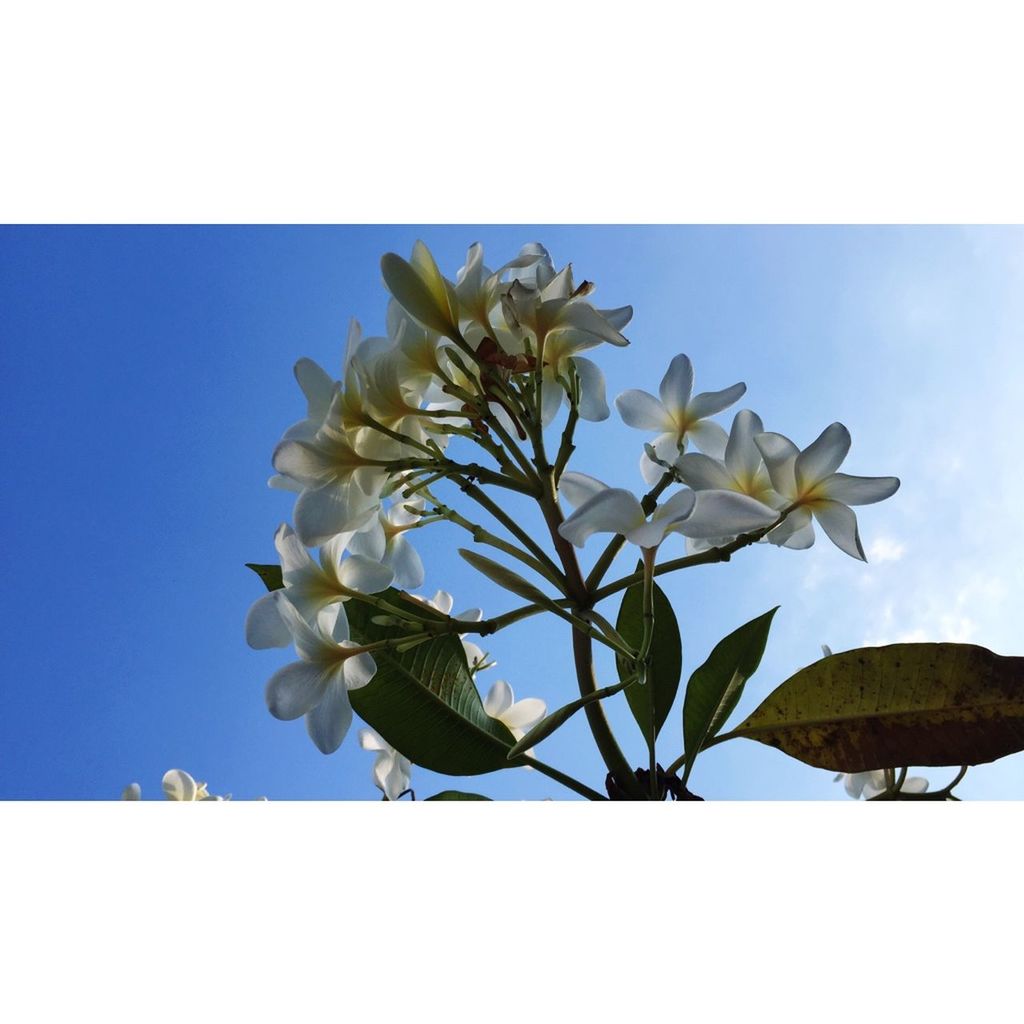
[2,225,1022,800]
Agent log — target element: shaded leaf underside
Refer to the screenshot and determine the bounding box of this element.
[731,643,1024,771]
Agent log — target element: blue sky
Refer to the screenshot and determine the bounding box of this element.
[2,225,1022,800]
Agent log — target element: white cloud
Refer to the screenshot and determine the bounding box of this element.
[860,572,1007,648]
[866,536,905,563]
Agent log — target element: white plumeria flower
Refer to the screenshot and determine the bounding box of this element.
[162,769,228,801]
[675,410,810,553]
[483,680,547,761]
[272,403,388,548]
[265,595,377,755]
[268,320,393,491]
[359,729,413,801]
[557,476,777,551]
[454,241,544,335]
[346,499,426,590]
[500,262,631,353]
[616,354,747,485]
[245,524,394,649]
[121,782,141,800]
[339,350,437,455]
[754,422,900,561]
[381,241,462,337]
[835,770,929,800]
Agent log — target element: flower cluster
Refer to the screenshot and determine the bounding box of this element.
[247,240,900,798]
[559,355,900,558]
[247,242,584,763]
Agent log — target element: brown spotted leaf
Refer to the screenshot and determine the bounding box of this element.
[725,643,1024,771]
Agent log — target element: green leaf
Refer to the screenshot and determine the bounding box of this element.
[246,562,283,591]
[726,642,1024,772]
[345,589,518,776]
[615,576,682,749]
[424,791,492,801]
[682,606,778,783]
[506,679,632,759]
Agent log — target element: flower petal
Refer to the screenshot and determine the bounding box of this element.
[162,769,198,802]
[658,354,694,415]
[558,471,610,510]
[686,419,729,460]
[823,473,900,506]
[687,382,747,421]
[539,376,564,426]
[650,488,697,526]
[245,592,292,649]
[811,500,866,561]
[294,485,379,549]
[553,301,629,346]
[675,453,735,491]
[359,728,388,751]
[615,390,673,432]
[305,676,353,754]
[902,776,929,794]
[386,535,425,589]
[338,554,394,594]
[266,661,328,720]
[724,410,765,482]
[294,358,335,420]
[347,519,387,562]
[271,439,336,486]
[795,422,851,492]
[342,650,377,690]
[572,356,610,422]
[381,756,412,801]
[485,679,513,718]
[754,432,800,498]
[500,697,547,731]
[674,491,777,539]
[122,783,141,800]
[557,488,645,547]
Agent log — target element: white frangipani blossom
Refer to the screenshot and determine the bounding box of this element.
[675,410,812,553]
[483,680,547,761]
[264,596,377,755]
[754,423,900,561]
[268,319,393,491]
[616,354,746,485]
[121,783,141,800]
[359,729,413,801]
[835,770,929,800]
[557,476,777,551]
[454,241,544,335]
[245,524,394,649]
[272,403,388,548]
[346,498,426,589]
[162,769,227,801]
[381,241,462,338]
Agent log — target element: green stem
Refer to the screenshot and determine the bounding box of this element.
[449,473,565,582]
[641,547,658,798]
[436,502,569,593]
[531,455,643,798]
[591,509,792,604]
[517,755,607,801]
